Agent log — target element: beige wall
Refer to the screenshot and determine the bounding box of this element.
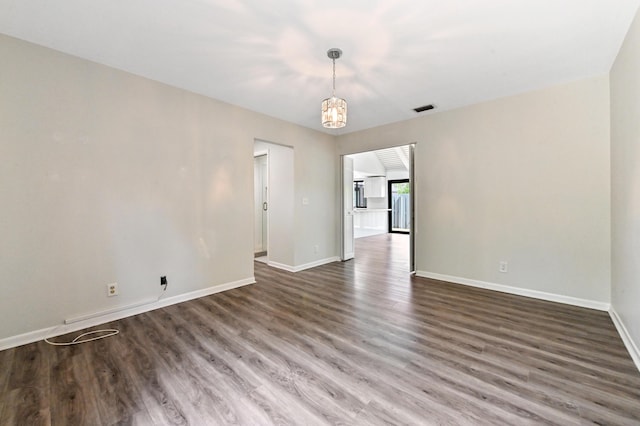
[338,76,611,305]
[611,8,640,362]
[0,34,336,341]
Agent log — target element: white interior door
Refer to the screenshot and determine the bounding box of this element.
[254,154,268,254]
[342,156,354,261]
[409,143,416,273]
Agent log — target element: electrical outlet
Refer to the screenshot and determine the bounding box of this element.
[314,245,319,253]
[499,261,508,273]
[160,276,167,288]
[107,283,118,297]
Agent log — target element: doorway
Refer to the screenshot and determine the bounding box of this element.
[340,144,416,273]
[253,139,295,268]
[254,153,268,260]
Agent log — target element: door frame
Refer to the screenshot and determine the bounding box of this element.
[253,150,269,258]
[340,143,417,272]
[340,155,355,261]
[409,143,416,274]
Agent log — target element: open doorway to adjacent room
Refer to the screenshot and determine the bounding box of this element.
[253,139,295,268]
[341,144,415,273]
[253,150,269,264]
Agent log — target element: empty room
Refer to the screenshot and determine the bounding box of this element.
[1,1,640,424]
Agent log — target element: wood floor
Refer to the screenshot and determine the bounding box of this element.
[1,233,639,425]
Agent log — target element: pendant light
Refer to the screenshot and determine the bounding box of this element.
[321,48,347,128]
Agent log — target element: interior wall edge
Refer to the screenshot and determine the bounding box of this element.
[0,276,255,352]
[609,308,640,373]
[415,270,611,311]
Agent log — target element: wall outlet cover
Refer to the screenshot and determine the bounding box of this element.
[107,282,118,296]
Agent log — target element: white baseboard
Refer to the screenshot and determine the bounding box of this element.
[609,308,640,373]
[0,327,57,353]
[0,277,255,351]
[268,256,340,273]
[415,271,610,311]
[267,261,296,272]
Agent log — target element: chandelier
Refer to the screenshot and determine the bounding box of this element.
[321,48,347,128]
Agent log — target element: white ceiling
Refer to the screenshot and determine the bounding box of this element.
[1,0,638,135]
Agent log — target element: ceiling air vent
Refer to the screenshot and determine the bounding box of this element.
[413,104,435,113]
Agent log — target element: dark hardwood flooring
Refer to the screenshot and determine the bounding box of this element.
[1,233,639,425]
